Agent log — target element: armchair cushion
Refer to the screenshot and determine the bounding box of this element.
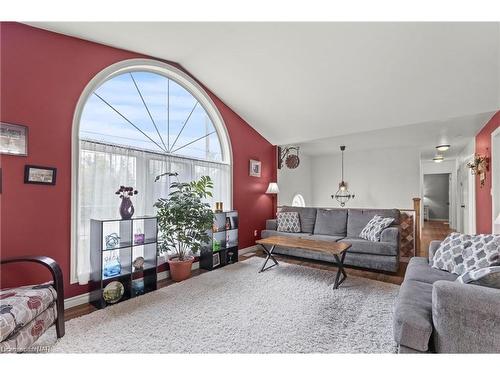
[432,280,500,353]
[0,284,57,342]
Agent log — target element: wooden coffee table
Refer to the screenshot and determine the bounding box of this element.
[255,236,352,289]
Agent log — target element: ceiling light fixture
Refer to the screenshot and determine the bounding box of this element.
[436,144,450,152]
[331,145,355,207]
[433,155,444,163]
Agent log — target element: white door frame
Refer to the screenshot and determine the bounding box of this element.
[492,128,500,233]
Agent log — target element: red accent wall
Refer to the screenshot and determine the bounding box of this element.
[0,22,276,297]
[475,111,500,234]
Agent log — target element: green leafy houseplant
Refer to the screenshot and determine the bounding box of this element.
[154,175,215,261]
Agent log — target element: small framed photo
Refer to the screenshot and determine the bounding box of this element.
[24,165,57,185]
[249,159,261,177]
[213,252,221,268]
[1,122,28,156]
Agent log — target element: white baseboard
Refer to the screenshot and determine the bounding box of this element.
[64,292,90,309]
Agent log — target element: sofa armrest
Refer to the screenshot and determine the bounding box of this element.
[432,280,500,353]
[266,219,277,231]
[428,240,442,262]
[380,227,399,244]
[1,256,65,338]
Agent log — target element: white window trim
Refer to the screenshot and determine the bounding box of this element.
[70,58,233,284]
[292,193,306,207]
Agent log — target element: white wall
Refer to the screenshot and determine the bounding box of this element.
[277,154,313,207]
[311,147,421,209]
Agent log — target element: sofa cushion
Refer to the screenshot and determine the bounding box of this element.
[0,284,57,342]
[309,234,345,242]
[280,206,317,233]
[347,209,400,238]
[277,211,301,233]
[313,208,347,237]
[405,257,458,284]
[393,280,433,352]
[340,237,398,256]
[0,304,57,352]
[260,230,311,240]
[359,215,395,242]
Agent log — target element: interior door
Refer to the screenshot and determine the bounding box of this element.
[461,179,469,234]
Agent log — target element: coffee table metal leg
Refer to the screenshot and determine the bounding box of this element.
[333,251,347,289]
[260,245,279,273]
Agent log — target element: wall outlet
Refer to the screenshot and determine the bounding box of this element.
[254,230,258,237]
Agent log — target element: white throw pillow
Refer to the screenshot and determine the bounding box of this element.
[359,215,395,242]
[277,212,301,233]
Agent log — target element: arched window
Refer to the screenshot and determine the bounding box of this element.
[292,194,306,207]
[72,59,232,284]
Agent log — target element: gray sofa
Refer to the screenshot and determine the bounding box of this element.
[394,240,500,353]
[261,206,400,272]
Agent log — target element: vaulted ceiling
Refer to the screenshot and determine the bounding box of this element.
[28,22,500,146]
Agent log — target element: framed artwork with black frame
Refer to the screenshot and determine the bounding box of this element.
[24,165,57,185]
[212,252,221,268]
[0,122,28,156]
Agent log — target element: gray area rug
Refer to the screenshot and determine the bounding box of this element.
[40,257,399,353]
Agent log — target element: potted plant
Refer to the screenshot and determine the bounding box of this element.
[154,175,215,281]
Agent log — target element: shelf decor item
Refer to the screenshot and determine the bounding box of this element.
[103,252,121,278]
[467,154,489,187]
[105,233,120,249]
[215,201,223,213]
[154,175,215,282]
[0,122,28,156]
[134,233,145,245]
[133,256,145,271]
[116,186,138,219]
[103,281,125,304]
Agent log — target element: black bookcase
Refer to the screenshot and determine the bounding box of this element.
[200,211,239,270]
[89,216,158,309]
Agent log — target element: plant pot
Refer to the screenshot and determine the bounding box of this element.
[168,257,194,282]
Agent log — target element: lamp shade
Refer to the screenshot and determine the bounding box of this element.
[266,182,279,194]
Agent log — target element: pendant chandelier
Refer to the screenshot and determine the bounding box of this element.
[331,145,355,207]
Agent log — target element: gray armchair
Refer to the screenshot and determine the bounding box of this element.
[395,240,500,353]
[428,241,500,353]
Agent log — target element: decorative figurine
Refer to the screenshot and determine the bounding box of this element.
[133,256,145,271]
[103,253,121,278]
[105,233,120,250]
[225,217,231,230]
[134,233,145,245]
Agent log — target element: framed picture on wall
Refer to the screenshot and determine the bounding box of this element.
[0,122,28,156]
[24,165,57,185]
[212,252,221,268]
[249,159,261,177]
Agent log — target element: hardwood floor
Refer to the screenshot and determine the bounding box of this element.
[421,220,453,258]
[65,221,452,322]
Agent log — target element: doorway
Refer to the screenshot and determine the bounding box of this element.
[423,173,450,222]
